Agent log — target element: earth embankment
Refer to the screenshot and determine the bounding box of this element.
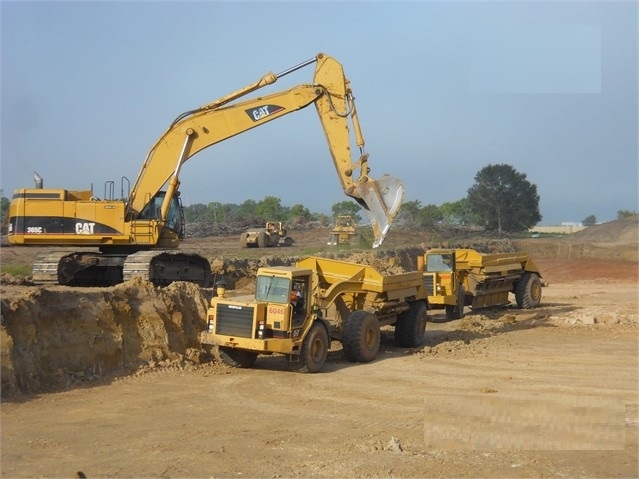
[1,218,637,397]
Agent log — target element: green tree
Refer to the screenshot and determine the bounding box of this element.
[467,163,541,235]
[439,198,476,226]
[0,194,9,234]
[582,215,597,226]
[395,200,422,228]
[206,201,234,223]
[419,204,443,228]
[617,209,638,219]
[331,201,361,222]
[183,203,209,223]
[288,204,312,226]
[255,196,284,221]
[236,199,258,220]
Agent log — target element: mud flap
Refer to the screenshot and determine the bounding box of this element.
[355,174,405,248]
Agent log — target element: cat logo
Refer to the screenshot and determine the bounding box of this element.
[245,104,285,122]
[75,222,96,234]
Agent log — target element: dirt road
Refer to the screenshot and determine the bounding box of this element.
[1,257,637,478]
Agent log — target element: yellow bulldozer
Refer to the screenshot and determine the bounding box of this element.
[240,221,293,248]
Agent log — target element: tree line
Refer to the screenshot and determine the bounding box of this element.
[1,164,637,237]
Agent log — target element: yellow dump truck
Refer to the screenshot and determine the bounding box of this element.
[420,248,546,319]
[200,256,428,373]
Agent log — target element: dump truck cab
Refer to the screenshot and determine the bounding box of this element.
[422,249,466,319]
[202,265,323,370]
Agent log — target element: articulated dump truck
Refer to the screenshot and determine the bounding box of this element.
[421,248,547,320]
[199,256,429,373]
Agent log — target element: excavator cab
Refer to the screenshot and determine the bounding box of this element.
[138,191,185,238]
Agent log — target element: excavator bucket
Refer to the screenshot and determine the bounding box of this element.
[355,174,405,248]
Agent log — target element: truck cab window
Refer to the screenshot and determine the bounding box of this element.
[427,254,453,272]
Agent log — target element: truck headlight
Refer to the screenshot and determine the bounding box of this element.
[257,322,265,339]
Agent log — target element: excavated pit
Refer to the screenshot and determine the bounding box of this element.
[2,216,637,398]
[1,247,426,397]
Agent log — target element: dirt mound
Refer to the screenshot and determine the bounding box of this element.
[513,217,638,262]
[571,216,638,243]
[1,279,213,396]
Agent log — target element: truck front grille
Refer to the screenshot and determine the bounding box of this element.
[423,275,436,296]
[215,304,254,338]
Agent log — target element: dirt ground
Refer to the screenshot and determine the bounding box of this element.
[1,218,638,478]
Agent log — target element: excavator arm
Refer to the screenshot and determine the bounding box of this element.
[127,53,404,247]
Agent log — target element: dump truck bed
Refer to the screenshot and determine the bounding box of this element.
[429,248,541,276]
[296,256,423,294]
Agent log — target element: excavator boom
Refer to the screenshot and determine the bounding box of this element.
[128,53,404,247]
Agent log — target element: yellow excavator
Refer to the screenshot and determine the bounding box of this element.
[7,53,404,286]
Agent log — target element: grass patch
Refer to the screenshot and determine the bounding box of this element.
[1,263,32,277]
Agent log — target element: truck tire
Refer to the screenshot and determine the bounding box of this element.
[290,322,329,373]
[214,346,258,368]
[515,273,542,309]
[239,232,248,248]
[445,285,465,320]
[282,237,293,246]
[257,231,268,248]
[394,301,427,348]
[343,310,380,363]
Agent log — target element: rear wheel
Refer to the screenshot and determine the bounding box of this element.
[445,285,465,320]
[282,237,293,246]
[515,273,542,309]
[395,301,427,347]
[257,231,268,248]
[343,311,380,363]
[214,346,258,368]
[290,322,328,373]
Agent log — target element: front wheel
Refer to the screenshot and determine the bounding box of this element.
[515,273,542,309]
[343,311,380,363]
[395,301,427,347]
[214,346,258,368]
[290,322,328,373]
[445,285,465,320]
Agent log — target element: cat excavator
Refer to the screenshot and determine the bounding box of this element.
[7,53,405,287]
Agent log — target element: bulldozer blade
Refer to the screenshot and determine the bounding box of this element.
[355,174,405,248]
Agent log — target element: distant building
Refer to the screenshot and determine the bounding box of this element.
[529,224,587,235]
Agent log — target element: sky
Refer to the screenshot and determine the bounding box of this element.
[1,0,637,226]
